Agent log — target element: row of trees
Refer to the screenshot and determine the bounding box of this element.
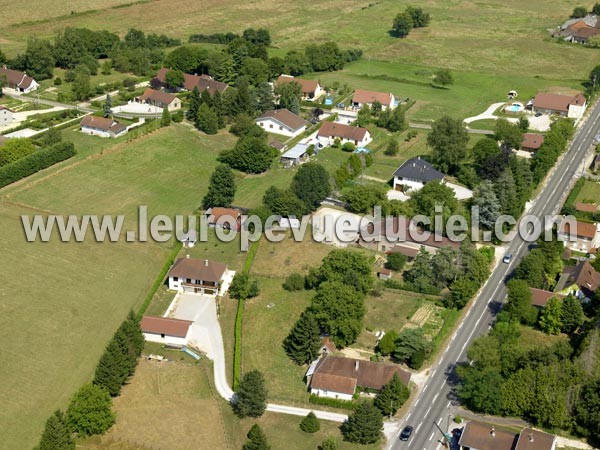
[36,313,143,448]
[356,103,407,132]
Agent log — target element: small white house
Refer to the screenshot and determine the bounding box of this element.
[352,89,397,110]
[0,66,39,93]
[167,256,228,295]
[135,88,181,112]
[256,108,308,137]
[316,121,372,147]
[140,315,192,347]
[0,106,14,127]
[392,157,446,192]
[80,115,127,138]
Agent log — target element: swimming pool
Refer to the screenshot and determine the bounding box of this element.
[505,103,523,113]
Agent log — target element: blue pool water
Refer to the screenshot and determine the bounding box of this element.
[506,104,521,112]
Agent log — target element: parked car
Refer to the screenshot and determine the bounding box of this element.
[535,112,542,117]
[399,426,414,441]
[503,254,513,264]
[336,103,345,108]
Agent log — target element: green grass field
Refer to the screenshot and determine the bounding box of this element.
[575,180,600,204]
[0,125,239,449]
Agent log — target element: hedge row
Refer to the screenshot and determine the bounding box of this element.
[0,141,76,189]
[232,298,244,390]
[309,394,355,410]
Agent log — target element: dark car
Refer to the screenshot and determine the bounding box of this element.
[399,426,414,441]
[535,112,542,117]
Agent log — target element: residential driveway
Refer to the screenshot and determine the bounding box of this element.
[527,113,551,131]
[446,182,473,200]
[463,102,508,124]
[168,293,234,400]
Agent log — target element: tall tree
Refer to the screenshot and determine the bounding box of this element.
[406,6,431,27]
[403,247,435,292]
[275,81,302,113]
[393,328,431,369]
[575,378,600,442]
[36,410,74,450]
[161,106,171,127]
[103,93,112,118]
[427,116,469,175]
[219,136,276,174]
[539,296,563,335]
[472,180,501,230]
[560,296,584,334]
[341,401,383,444]
[374,373,410,417]
[256,81,274,112]
[196,103,219,134]
[291,162,330,212]
[232,370,268,418]
[71,65,91,101]
[93,338,127,396]
[494,167,519,217]
[457,367,503,414]
[187,86,201,121]
[495,118,523,150]
[283,311,321,365]
[66,384,115,436]
[392,12,414,37]
[242,424,270,450]
[505,279,538,326]
[202,164,236,209]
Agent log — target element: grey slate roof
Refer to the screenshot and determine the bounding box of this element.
[393,157,445,182]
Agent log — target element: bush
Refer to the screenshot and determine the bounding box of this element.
[384,139,399,156]
[342,142,356,152]
[299,411,321,433]
[53,77,63,86]
[385,253,407,271]
[319,437,339,450]
[66,384,115,436]
[0,142,76,188]
[283,272,305,291]
[309,394,355,409]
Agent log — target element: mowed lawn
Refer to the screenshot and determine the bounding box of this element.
[0,125,236,449]
[575,180,600,204]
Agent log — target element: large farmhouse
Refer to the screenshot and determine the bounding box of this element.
[155,68,229,95]
[306,355,411,401]
[80,115,127,138]
[256,108,307,137]
[316,121,372,147]
[532,92,587,119]
[392,157,445,192]
[0,66,39,93]
[276,75,323,101]
[167,256,228,295]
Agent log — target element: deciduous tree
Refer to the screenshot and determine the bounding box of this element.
[427,116,469,175]
[291,163,330,212]
[66,384,115,436]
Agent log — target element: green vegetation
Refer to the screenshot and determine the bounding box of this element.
[233,370,268,418]
[66,384,115,436]
[299,411,321,433]
[341,401,383,444]
[373,373,410,416]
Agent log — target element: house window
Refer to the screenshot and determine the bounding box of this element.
[173,277,178,281]
[186,278,192,283]
[161,333,165,338]
[279,126,283,130]
[269,124,273,129]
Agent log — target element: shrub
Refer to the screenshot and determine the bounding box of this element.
[309,394,355,409]
[283,272,305,291]
[319,437,339,450]
[66,384,115,436]
[53,77,63,86]
[299,411,321,433]
[385,253,407,271]
[342,142,356,152]
[384,139,399,156]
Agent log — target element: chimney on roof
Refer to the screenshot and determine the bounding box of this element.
[186,254,190,259]
[528,433,534,443]
[355,360,359,372]
[490,427,496,438]
[204,259,209,266]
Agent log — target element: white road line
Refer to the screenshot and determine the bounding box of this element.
[415,423,423,434]
[423,383,429,393]
[432,392,439,403]
[429,432,435,441]
[425,406,432,417]
[446,401,451,408]
[437,417,442,425]
[406,412,412,420]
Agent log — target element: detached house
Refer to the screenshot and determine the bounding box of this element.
[276,75,323,101]
[559,260,600,300]
[316,121,372,147]
[0,66,39,93]
[80,115,127,138]
[167,256,228,295]
[557,220,599,253]
[458,421,556,450]
[206,207,244,231]
[135,88,181,111]
[306,355,411,401]
[155,68,229,95]
[0,105,14,127]
[140,315,192,347]
[532,92,587,119]
[256,108,308,137]
[352,89,397,110]
[521,133,544,152]
[392,157,445,192]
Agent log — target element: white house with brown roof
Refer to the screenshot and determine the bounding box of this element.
[80,115,127,138]
[0,105,14,127]
[557,220,600,252]
[0,66,39,93]
[276,75,323,101]
[316,121,372,147]
[155,68,229,95]
[167,256,228,295]
[532,92,587,119]
[256,108,308,137]
[352,89,397,110]
[306,355,411,401]
[135,88,181,111]
[141,315,193,347]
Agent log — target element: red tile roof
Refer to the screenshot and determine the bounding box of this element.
[529,288,565,307]
[80,115,126,134]
[533,92,586,113]
[138,88,177,105]
[559,220,598,239]
[276,75,319,95]
[317,121,369,142]
[168,257,227,283]
[521,133,544,150]
[458,422,517,450]
[576,202,598,213]
[352,89,394,107]
[140,316,192,338]
[156,68,228,95]
[514,428,556,450]
[311,373,357,395]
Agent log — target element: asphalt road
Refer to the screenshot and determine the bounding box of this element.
[390,101,600,450]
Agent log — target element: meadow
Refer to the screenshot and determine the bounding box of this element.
[0,125,237,449]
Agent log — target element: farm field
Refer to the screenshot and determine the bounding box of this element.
[0,125,238,449]
[83,358,378,450]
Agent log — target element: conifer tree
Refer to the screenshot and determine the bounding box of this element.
[242,424,270,450]
[36,410,74,450]
[283,311,321,365]
[299,411,321,433]
[374,373,410,417]
[93,338,127,396]
[161,106,171,127]
[196,103,219,134]
[232,370,268,418]
[186,86,201,121]
[341,401,383,444]
[202,164,236,209]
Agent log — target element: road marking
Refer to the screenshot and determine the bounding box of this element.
[437,417,442,425]
[423,383,429,393]
[429,432,435,441]
[446,401,451,408]
[432,392,439,403]
[415,398,420,407]
[415,422,423,434]
[425,406,431,417]
[406,412,412,420]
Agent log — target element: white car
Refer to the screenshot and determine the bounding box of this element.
[503,254,513,264]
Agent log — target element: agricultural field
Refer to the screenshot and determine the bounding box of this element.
[0,124,239,449]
